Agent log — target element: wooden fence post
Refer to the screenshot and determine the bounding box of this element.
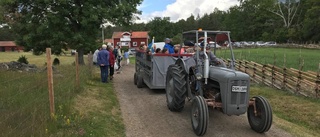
[296,59,304,94]
[46,48,55,117]
[262,64,266,85]
[272,54,276,88]
[75,52,80,88]
[316,63,320,98]
[238,60,242,71]
[282,53,287,90]
[253,62,256,79]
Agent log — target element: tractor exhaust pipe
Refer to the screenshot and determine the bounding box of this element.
[203,32,209,84]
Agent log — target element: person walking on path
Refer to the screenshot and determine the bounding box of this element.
[116,45,122,71]
[108,46,115,80]
[93,48,100,65]
[97,44,110,83]
[124,50,129,65]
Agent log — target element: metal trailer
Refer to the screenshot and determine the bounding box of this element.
[165,30,273,136]
[134,51,196,89]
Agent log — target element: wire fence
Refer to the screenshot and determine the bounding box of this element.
[0,49,94,136]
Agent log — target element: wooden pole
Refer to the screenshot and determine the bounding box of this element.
[46,48,55,117]
[272,53,276,88]
[283,53,287,90]
[75,52,80,88]
[315,63,320,98]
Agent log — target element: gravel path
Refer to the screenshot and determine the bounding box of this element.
[114,64,293,137]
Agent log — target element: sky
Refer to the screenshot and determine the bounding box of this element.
[136,0,240,23]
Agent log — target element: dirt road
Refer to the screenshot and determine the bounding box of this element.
[114,64,293,137]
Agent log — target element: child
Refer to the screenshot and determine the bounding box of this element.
[124,50,129,65]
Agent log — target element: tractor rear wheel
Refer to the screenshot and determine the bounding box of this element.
[137,73,144,88]
[191,96,209,136]
[134,72,138,85]
[247,96,273,133]
[165,64,187,112]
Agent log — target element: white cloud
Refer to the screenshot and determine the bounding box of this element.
[136,0,239,23]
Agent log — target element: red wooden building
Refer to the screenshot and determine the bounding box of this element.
[0,41,24,52]
[112,31,149,48]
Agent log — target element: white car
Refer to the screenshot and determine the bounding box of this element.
[265,41,277,46]
[256,41,266,46]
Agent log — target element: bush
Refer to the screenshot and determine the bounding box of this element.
[17,55,29,64]
[53,58,60,65]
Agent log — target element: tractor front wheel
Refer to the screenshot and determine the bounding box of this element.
[191,96,209,136]
[247,96,273,133]
[165,64,187,112]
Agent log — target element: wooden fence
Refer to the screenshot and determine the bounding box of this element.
[223,59,320,98]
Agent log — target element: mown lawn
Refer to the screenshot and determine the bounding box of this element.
[215,47,320,72]
[250,84,320,137]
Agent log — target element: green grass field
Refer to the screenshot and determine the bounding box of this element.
[0,52,125,136]
[250,84,320,136]
[215,47,320,72]
[0,52,77,67]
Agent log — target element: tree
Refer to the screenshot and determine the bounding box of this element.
[146,17,174,42]
[1,0,142,64]
[302,0,320,43]
[267,0,301,28]
[0,26,15,41]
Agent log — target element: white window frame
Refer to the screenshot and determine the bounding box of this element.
[133,42,137,46]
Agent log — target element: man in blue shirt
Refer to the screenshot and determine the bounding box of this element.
[97,44,110,83]
[163,38,175,54]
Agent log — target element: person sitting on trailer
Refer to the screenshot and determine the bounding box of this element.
[161,48,169,54]
[155,48,161,54]
[163,38,175,54]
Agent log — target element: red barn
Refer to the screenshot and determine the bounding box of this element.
[112,31,149,48]
[0,41,24,52]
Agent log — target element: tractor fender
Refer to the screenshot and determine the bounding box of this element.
[175,58,188,74]
[175,58,196,75]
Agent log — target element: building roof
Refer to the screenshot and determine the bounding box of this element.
[0,41,17,47]
[112,31,149,39]
[104,39,113,43]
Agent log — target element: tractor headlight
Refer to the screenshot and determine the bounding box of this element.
[195,73,203,80]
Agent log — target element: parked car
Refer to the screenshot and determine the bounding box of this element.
[255,41,266,46]
[243,41,255,46]
[208,42,221,48]
[265,41,277,46]
[128,48,136,55]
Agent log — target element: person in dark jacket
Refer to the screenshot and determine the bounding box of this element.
[97,44,110,83]
[108,46,115,80]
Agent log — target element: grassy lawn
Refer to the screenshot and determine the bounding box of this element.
[251,84,320,136]
[215,47,320,72]
[0,52,125,136]
[0,52,76,67]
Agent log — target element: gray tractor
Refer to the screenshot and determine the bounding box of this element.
[165,30,273,136]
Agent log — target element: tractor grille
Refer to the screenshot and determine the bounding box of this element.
[230,80,248,105]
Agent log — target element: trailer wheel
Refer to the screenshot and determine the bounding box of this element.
[134,72,138,85]
[191,96,209,136]
[137,73,144,88]
[247,96,273,133]
[166,64,187,112]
